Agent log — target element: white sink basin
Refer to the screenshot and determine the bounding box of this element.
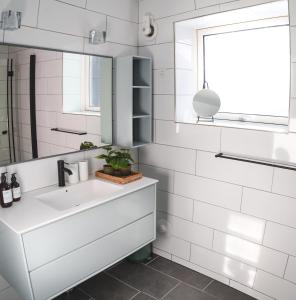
[36,179,122,211]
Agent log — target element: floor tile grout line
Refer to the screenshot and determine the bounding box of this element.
[179,280,220,298]
[142,292,159,300]
[104,271,142,293]
[106,262,181,299]
[128,291,141,300]
[180,280,244,300]
[145,261,216,295]
[160,282,181,300]
[202,279,215,291]
[145,255,160,266]
[76,287,96,299]
[144,263,182,284]
[106,270,161,300]
[146,257,247,299]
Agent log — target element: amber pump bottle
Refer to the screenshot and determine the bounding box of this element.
[0,172,13,208]
[11,173,21,202]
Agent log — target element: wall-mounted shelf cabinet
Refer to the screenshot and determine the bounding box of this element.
[115,56,152,148]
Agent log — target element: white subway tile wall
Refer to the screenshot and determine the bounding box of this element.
[284,256,296,284]
[138,0,296,300]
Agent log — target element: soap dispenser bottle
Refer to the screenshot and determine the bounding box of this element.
[0,172,13,208]
[11,173,21,202]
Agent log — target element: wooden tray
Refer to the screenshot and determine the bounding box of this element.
[95,170,143,184]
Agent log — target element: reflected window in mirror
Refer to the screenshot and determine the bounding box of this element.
[63,53,111,115]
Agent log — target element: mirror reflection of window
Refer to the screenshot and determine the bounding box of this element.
[63,54,109,115]
[89,56,101,111]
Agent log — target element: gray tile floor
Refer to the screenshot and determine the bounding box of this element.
[55,255,256,300]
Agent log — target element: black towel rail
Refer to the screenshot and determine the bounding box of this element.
[51,128,87,135]
[215,152,296,171]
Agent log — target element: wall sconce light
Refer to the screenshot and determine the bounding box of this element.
[89,30,106,45]
[0,10,22,30]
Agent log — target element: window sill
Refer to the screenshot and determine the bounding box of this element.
[183,119,288,133]
[63,111,101,117]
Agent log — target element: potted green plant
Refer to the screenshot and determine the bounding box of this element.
[108,149,134,177]
[96,146,115,175]
[96,147,134,177]
[80,141,96,150]
[117,149,134,176]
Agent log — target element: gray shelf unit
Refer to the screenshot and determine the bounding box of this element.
[115,56,152,148]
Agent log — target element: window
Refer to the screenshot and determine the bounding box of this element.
[197,19,290,125]
[174,0,291,127]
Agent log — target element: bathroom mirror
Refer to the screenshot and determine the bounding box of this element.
[0,44,113,167]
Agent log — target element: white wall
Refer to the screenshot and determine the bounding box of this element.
[138,0,296,300]
[0,1,139,299]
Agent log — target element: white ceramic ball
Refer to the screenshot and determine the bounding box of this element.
[193,89,221,118]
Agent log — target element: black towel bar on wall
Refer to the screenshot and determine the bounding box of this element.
[51,128,87,135]
[215,153,296,171]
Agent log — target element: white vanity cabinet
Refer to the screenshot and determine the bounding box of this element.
[0,181,157,300]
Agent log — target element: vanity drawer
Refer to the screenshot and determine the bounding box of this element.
[30,213,155,300]
[23,185,156,271]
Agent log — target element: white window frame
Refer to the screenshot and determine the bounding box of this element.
[81,56,101,113]
[196,16,290,126]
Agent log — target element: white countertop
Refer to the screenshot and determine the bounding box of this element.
[0,176,158,235]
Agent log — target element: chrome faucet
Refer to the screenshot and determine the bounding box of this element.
[57,160,73,187]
